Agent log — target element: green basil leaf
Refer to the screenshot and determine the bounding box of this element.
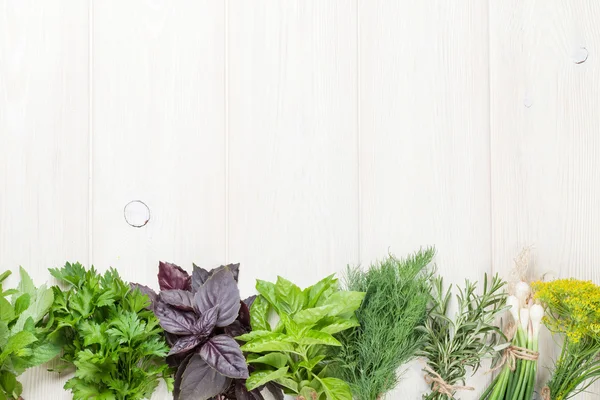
[236,330,274,342]
[275,277,303,314]
[316,317,360,335]
[318,377,353,400]
[297,355,325,371]
[305,274,338,307]
[320,291,365,316]
[12,285,54,333]
[246,367,288,391]
[299,330,341,346]
[255,280,279,309]
[275,376,299,393]
[249,295,271,331]
[247,352,288,369]
[292,305,331,326]
[240,334,296,353]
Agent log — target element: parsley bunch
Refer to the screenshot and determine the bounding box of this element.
[48,262,171,400]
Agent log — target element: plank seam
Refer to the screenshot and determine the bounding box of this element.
[88,0,94,266]
[356,0,362,265]
[487,0,494,276]
[225,0,229,263]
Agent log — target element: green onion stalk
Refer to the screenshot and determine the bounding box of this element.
[480,282,544,400]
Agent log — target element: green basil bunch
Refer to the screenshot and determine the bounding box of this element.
[238,275,364,400]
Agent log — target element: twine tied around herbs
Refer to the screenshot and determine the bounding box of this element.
[423,364,475,398]
[541,386,551,400]
[487,322,539,374]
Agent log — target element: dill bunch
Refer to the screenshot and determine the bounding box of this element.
[420,274,507,400]
[533,279,600,400]
[333,248,435,400]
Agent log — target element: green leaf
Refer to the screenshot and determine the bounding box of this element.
[318,377,353,400]
[13,293,31,316]
[250,295,271,331]
[240,334,297,353]
[306,274,338,308]
[0,322,8,348]
[0,371,18,397]
[246,367,289,391]
[293,306,331,326]
[0,271,11,284]
[24,341,62,366]
[317,317,360,335]
[0,298,14,323]
[0,331,37,362]
[247,352,288,369]
[236,330,273,342]
[17,267,36,298]
[275,276,304,314]
[275,376,299,393]
[299,330,341,346]
[320,291,365,315]
[255,280,279,310]
[12,285,54,333]
[297,355,325,371]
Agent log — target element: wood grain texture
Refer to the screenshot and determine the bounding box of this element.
[92,0,225,280]
[359,1,491,398]
[490,2,600,398]
[227,0,359,299]
[92,3,225,397]
[0,1,89,398]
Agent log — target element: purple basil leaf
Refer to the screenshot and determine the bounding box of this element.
[158,261,191,291]
[173,354,193,400]
[195,268,241,327]
[235,382,263,400]
[178,354,230,400]
[199,334,249,379]
[130,283,158,307]
[154,301,195,335]
[168,335,203,356]
[192,264,211,291]
[238,301,251,327]
[243,295,256,308]
[223,320,246,338]
[193,306,218,337]
[219,263,240,282]
[165,332,179,347]
[160,289,195,311]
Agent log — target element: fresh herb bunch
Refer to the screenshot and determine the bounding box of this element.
[48,262,171,400]
[533,279,600,400]
[136,261,282,400]
[238,274,365,400]
[480,282,544,400]
[420,274,507,400]
[332,248,435,400]
[0,268,61,400]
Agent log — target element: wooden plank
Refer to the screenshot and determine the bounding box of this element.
[227,0,359,298]
[359,1,491,398]
[490,2,600,398]
[0,1,89,398]
[92,0,225,278]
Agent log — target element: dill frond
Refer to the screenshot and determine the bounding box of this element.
[333,247,435,400]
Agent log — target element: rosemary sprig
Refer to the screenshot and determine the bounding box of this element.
[420,274,508,400]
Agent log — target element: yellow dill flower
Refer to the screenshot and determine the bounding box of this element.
[532,279,600,344]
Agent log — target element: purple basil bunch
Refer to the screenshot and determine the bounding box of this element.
[134,262,282,400]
